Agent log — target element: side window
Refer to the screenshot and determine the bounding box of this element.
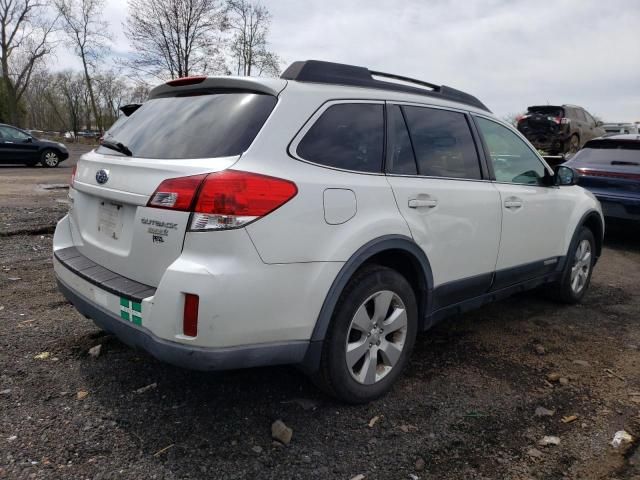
[475,117,546,185]
[576,109,587,122]
[584,111,596,127]
[0,126,28,141]
[297,103,384,173]
[387,104,417,175]
[401,106,482,180]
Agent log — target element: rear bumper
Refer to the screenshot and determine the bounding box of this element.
[596,195,640,222]
[57,276,309,371]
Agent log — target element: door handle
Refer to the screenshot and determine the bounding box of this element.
[504,197,523,210]
[408,198,438,209]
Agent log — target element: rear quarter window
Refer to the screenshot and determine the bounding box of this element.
[296,103,384,173]
[98,92,277,159]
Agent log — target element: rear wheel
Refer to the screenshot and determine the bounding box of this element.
[549,227,595,304]
[314,265,418,404]
[567,134,580,154]
[41,149,60,168]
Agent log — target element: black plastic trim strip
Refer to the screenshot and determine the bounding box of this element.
[54,247,156,302]
[57,279,308,371]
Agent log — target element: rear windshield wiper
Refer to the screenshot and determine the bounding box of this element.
[101,139,132,156]
[611,161,639,166]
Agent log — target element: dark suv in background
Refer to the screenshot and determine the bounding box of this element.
[517,104,605,155]
[0,124,69,167]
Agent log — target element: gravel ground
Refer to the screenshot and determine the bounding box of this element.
[1,152,640,479]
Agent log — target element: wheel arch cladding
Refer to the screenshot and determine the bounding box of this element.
[581,210,604,259]
[310,235,433,344]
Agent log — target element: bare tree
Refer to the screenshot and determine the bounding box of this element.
[0,0,57,125]
[124,0,227,81]
[54,0,108,130]
[502,112,525,127]
[226,0,280,77]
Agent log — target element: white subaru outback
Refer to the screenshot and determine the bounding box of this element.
[53,60,604,403]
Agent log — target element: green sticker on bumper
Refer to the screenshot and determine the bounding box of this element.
[120,298,142,325]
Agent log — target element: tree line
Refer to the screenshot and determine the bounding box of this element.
[0,0,280,134]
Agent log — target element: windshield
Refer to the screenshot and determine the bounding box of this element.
[97,92,277,159]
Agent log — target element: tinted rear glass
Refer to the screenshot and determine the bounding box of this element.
[297,103,384,173]
[98,92,276,159]
[572,142,640,165]
[528,106,564,117]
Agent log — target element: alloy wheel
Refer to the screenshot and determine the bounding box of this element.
[44,152,59,167]
[570,239,591,294]
[345,290,408,385]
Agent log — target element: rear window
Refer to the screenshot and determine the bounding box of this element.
[572,141,640,164]
[528,106,564,117]
[98,92,277,159]
[296,103,384,173]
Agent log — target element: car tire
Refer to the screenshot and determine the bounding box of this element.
[548,226,596,304]
[567,134,580,154]
[314,265,418,404]
[41,149,60,168]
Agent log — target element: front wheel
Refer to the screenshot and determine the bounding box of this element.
[41,149,60,168]
[549,227,596,304]
[314,265,418,404]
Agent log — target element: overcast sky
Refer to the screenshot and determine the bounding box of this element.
[53,0,640,122]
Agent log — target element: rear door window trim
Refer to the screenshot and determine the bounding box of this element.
[384,101,491,182]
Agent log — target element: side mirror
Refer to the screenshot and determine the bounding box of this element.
[554,165,578,186]
[596,121,604,127]
[25,137,33,143]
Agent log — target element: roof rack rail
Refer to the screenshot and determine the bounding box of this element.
[280,60,491,112]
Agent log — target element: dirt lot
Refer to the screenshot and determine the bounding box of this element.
[1,149,640,479]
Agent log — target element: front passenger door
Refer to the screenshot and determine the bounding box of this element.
[474,116,573,289]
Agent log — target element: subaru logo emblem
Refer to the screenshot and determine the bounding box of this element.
[95,169,109,185]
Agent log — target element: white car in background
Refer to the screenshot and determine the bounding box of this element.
[53,60,604,403]
[602,123,639,135]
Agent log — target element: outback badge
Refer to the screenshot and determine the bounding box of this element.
[95,169,109,185]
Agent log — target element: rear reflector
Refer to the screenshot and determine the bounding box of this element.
[166,76,207,87]
[148,174,207,210]
[183,293,199,337]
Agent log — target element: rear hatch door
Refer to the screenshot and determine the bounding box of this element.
[69,84,281,287]
[571,140,640,198]
[518,106,564,136]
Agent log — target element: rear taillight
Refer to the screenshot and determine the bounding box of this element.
[560,117,570,125]
[147,174,207,210]
[191,170,298,230]
[146,170,298,230]
[70,165,77,186]
[577,168,640,181]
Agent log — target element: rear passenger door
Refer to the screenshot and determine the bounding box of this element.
[473,116,572,288]
[385,104,502,310]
